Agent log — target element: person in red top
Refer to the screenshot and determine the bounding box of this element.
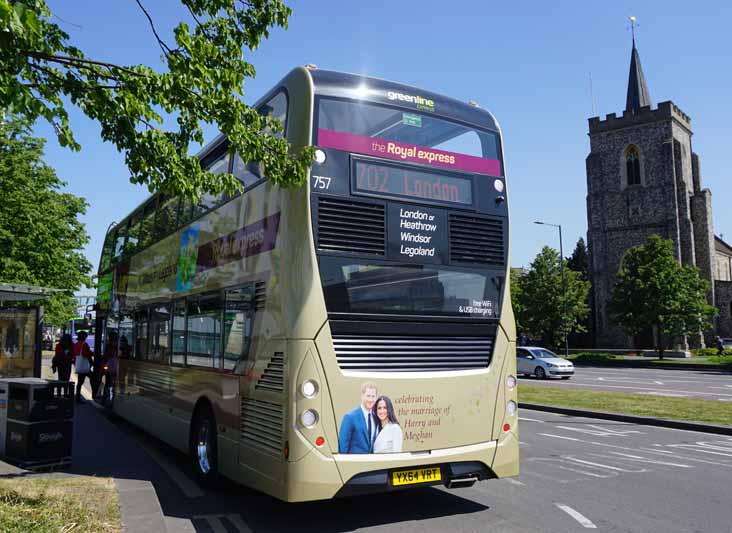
[73,331,93,403]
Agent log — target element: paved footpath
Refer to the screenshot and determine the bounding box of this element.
[523,365,732,401]
[2,364,172,532]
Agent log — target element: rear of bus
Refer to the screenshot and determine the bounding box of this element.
[287,69,518,499]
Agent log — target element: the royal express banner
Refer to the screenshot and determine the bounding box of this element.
[120,194,281,307]
[317,129,502,177]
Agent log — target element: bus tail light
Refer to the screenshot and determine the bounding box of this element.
[301,379,319,399]
[506,375,517,390]
[503,423,510,432]
[315,436,325,447]
[506,400,517,417]
[300,409,318,428]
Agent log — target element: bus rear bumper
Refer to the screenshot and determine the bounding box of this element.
[333,440,498,498]
[335,460,494,498]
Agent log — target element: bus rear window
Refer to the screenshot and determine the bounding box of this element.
[317,99,499,160]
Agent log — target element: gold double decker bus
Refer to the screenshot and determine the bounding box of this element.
[95,66,518,502]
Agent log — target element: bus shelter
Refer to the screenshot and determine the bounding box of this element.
[0,282,62,378]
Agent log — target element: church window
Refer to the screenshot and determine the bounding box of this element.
[625,145,641,186]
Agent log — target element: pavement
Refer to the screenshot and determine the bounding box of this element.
[523,365,732,401]
[1,371,170,532]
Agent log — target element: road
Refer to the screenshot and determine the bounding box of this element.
[104,407,732,532]
[522,365,732,401]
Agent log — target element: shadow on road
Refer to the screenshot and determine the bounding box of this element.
[65,402,487,532]
[193,480,489,533]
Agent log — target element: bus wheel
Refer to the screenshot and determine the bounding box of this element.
[191,406,218,484]
[534,367,546,380]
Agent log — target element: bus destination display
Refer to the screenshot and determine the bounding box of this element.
[354,160,472,206]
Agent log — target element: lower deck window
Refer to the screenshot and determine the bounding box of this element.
[186,294,222,368]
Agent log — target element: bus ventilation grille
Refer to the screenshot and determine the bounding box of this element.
[317,196,386,256]
[332,335,494,372]
[254,281,267,310]
[449,214,505,266]
[240,398,283,454]
[255,352,284,393]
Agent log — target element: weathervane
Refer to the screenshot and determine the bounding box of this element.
[628,16,638,44]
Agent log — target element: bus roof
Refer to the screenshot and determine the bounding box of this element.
[105,67,500,240]
[308,68,500,132]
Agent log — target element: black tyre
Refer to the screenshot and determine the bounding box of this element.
[561,376,571,380]
[534,366,546,379]
[191,405,218,484]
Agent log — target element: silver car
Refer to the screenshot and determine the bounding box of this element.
[517,346,574,379]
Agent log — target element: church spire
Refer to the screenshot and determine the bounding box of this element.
[625,17,652,112]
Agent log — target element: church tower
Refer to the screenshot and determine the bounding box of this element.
[585,36,716,349]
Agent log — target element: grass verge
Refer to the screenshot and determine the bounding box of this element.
[649,357,732,367]
[0,476,120,532]
[518,383,732,426]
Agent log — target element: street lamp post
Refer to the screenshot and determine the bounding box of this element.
[534,220,569,357]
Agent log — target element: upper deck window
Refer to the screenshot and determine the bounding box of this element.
[317,99,499,161]
[232,91,288,188]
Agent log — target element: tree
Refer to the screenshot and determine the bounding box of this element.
[0,0,314,200]
[567,237,588,281]
[512,247,590,349]
[609,235,716,358]
[0,115,92,324]
[566,237,591,346]
[509,267,525,334]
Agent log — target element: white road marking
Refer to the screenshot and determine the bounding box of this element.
[538,433,581,442]
[137,439,204,499]
[530,458,617,478]
[587,424,644,436]
[227,514,253,532]
[540,381,732,397]
[518,417,545,423]
[555,504,597,528]
[538,432,732,468]
[204,516,228,533]
[505,478,525,486]
[564,455,646,473]
[606,451,692,468]
[654,381,664,385]
[667,444,732,457]
[555,425,643,437]
[194,514,251,532]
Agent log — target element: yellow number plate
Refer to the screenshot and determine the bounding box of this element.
[392,467,441,486]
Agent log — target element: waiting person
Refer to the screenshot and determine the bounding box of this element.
[89,348,103,399]
[52,333,74,381]
[372,395,403,453]
[716,336,725,356]
[103,333,122,404]
[73,331,93,403]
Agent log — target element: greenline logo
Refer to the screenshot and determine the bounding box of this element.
[387,91,435,112]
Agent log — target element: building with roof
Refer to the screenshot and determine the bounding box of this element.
[585,35,730,349]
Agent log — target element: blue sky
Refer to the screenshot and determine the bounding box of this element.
[38,0,732,283]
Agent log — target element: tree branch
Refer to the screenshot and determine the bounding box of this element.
[134,0,173,57]
[24,52,147,77]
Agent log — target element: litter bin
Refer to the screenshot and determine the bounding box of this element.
[1,378,74,469]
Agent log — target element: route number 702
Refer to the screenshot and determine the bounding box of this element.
[312,176,332,190]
